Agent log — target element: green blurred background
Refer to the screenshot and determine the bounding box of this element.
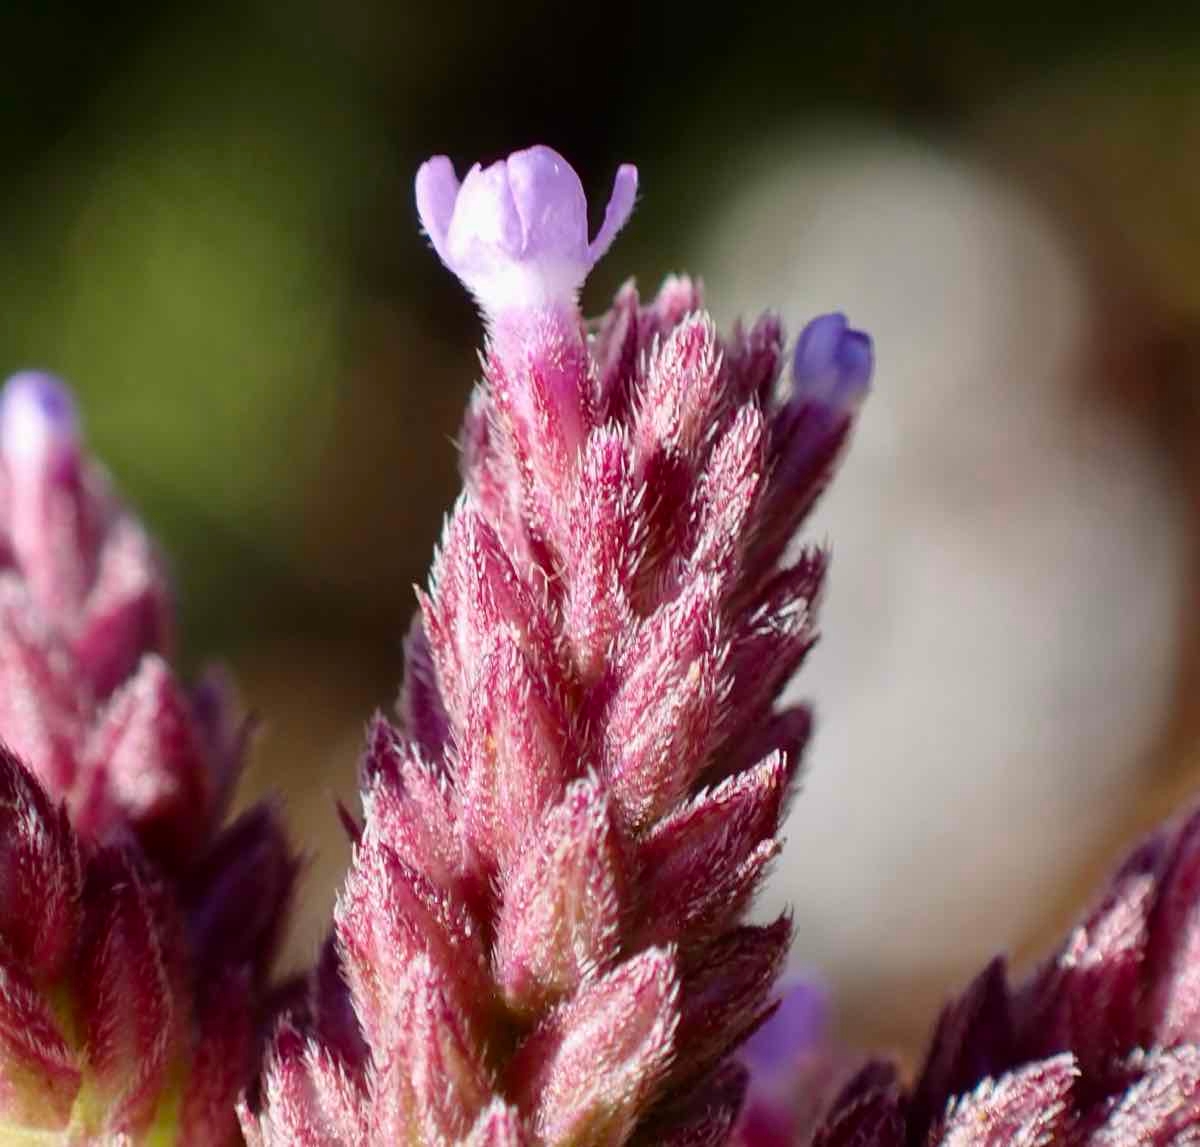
[6,0,1200,1054]
[3,0,1197,659]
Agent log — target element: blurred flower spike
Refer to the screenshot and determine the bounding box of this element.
[0,368,295,1143]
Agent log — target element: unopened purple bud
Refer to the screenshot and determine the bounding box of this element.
[416,146,637,316]
[735,979,857,1147]
[0,372,80,471]
[791,314,873,413]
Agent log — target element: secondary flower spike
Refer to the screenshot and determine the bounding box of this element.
[245,146,871,1145]
[0,370,220,855]
[776,804,1200,1146]
[0,370,294,1142]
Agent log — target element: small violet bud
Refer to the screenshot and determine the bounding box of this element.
[0,371,80,476]
[0,372,97,622]
[415,145,637,317]
[791,313,873,414]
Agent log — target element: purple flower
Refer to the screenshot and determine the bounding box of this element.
[415,145,638,316]
[245,148,870,1146]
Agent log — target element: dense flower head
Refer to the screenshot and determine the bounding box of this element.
[0,371,295,1141]
[782,803,1200,1145]
[245,146,871,1146]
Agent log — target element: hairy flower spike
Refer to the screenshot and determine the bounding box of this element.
[246,146,869,1146]
[0,372,294,1142]
[783,802,1200,1146]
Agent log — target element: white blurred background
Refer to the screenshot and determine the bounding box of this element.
[702,130,1190,1048]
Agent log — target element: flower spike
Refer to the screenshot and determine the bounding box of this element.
[246,147,870,1146]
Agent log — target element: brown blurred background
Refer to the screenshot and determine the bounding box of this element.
[3,0,1199,1061]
